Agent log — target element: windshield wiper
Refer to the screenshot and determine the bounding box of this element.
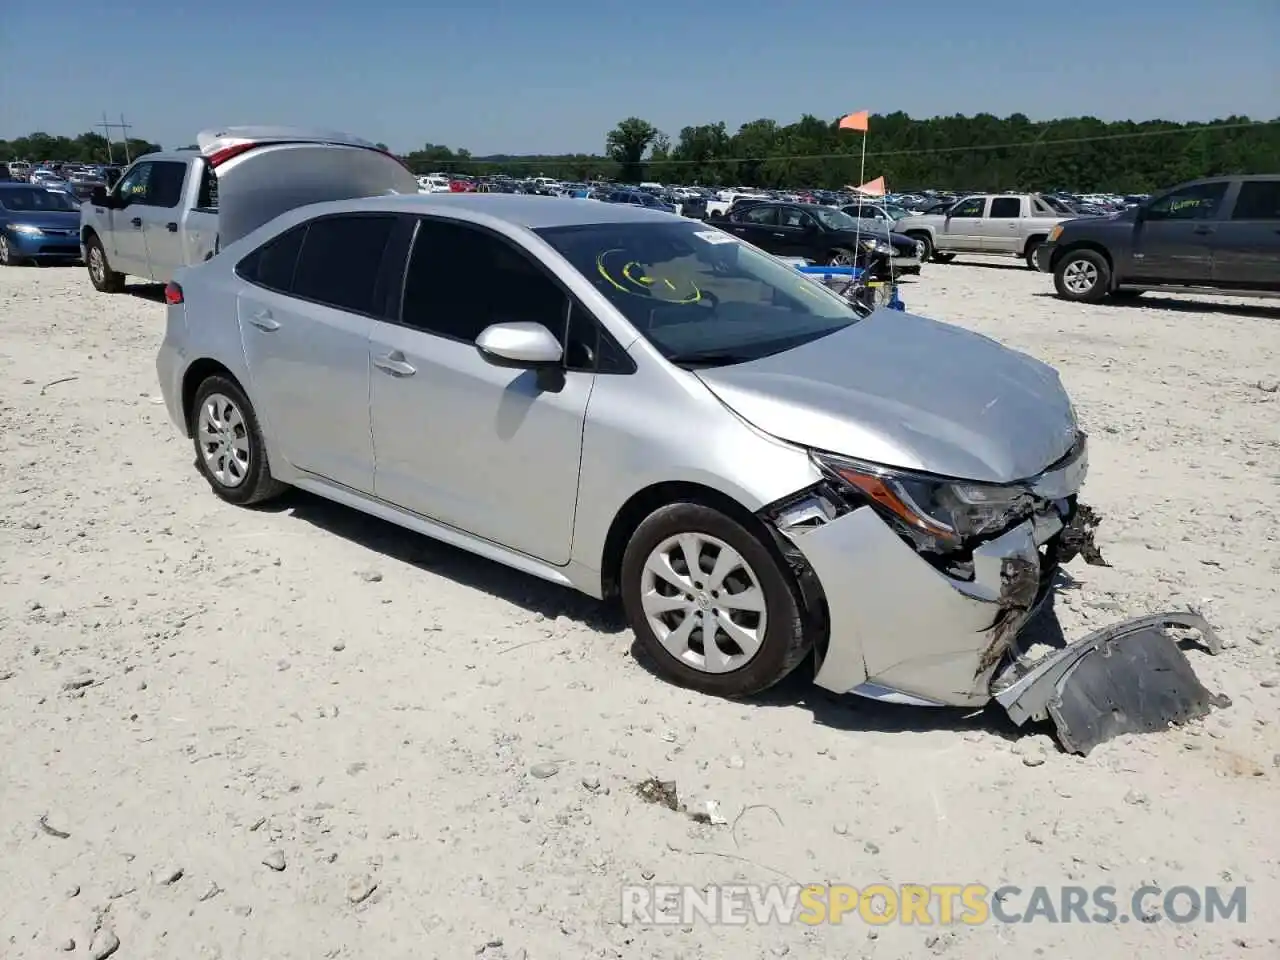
[668,349,755,368]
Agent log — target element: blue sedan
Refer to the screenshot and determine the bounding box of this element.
[0,184,83,266]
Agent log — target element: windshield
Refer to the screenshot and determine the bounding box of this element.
[0,188,80,212]
[811,207,861,230]
[535,220,860,366]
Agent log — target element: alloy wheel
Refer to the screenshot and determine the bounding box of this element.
[0,235,10,265]
[639,532,768,674]
[1062,259,1098,295]
[89,246,105,284]
[196,392,251,488]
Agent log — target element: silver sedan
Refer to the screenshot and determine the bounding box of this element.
[157,194,1086,709]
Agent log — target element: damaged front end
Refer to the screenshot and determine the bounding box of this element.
[761,436,1090,708]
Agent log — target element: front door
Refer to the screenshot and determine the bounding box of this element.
[774,207,821,257]
[368,216,592,565]
[1212,178,1280,289]
[104,160,154,276]
[235,213,398,493]
[1129,180,1228,283]
[937,196,986,252]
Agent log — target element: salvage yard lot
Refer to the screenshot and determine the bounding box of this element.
[1,261,1278,960]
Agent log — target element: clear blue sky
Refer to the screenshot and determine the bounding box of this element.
[2,0,1277,155]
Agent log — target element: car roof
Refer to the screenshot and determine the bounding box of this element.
[311,192,679,228]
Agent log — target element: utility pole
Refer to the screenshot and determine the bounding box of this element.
[93,113,135,164]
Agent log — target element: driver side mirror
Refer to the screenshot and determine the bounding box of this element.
[90,186,113,207]
[475,322,563,370]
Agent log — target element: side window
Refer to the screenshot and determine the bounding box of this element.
[950,197,986,217]
[197,162,218,210]
[401,218,569,344]
[144,162,187,208]
[740,205,779,225]
[1144,182,1228,221]
[780,208,812,228]
[1230,180,1280,221]
[988,197,1022,218]
[237,224,307,293]
[291,215,396,314]
[114,162,153,203]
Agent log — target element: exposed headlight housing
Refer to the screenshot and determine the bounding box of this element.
[1047,224,1064,242]
[9,224,43,235]
[812,452,1037,554]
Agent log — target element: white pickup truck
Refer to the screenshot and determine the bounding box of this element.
[891,193,1075,269]
[80,127,420,292]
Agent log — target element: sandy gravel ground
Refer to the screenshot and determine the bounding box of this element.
[1,258,1277,960]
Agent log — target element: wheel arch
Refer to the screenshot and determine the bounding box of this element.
[1021,233,1049,257]
[1051,240,1114,275]
[181,358,241,434]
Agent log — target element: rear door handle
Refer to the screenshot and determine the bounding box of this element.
[373,351,416,377]
[247,310,279,332]
[166,222,178,232]
[130,217,142,228]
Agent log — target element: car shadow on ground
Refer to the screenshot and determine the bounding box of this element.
[934,259,1030,272]
[269,487,1069,742]
[127,282,166,303]
[269,488,628,633]
[1030,290,1280,319]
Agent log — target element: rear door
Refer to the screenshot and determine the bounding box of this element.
[1212,179,1280,289]
[236,213,400,492]
[727,204,782,251]
[1130,180,1228,283]
[136,160,191,280]
[982,196,1024,253]
[938,196,986,251]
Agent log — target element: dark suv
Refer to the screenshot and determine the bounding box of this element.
[1035,175,1280,303]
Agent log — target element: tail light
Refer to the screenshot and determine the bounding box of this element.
[164,282,184,305]
[205,141,258,169]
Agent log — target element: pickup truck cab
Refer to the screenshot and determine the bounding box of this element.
[1035,175,1280,303]
[892,193,1073,268]
[81,127,419,292]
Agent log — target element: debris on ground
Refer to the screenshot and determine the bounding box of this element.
[1060,502,1109,567]
[634,777,679,811]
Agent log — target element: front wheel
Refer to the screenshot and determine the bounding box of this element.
[190,376,287,506]
[620,503,812,698]
[85,235,124,292]
[825,247,856,266]
[0,234,21,266]
[1053,250,1110,303]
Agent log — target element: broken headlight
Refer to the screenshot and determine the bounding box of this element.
[813,452,1036,553]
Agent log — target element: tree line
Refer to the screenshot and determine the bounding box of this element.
[5,113,1278,193]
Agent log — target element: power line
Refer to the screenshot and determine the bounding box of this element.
[421,119,1279,168]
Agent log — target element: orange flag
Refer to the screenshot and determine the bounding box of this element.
[857,176,886,196]
[839,110,869,132]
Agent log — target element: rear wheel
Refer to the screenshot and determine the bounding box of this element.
[1024,240,1044,270]
[85,235,124,292]
[620,503,811,698]
[190,376,287,506]
[1053,249,1110,303]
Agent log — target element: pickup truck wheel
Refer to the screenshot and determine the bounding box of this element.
[908,234,933,262]
[190,376,287,506]
[1024,240,1044,270]
[85,236,124,293]
[1054,250,1110,303]
[621,503,811,698]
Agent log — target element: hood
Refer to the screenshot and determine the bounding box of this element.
[693,311,1078,483]
[3,209,79,229]
[197,126,420,248]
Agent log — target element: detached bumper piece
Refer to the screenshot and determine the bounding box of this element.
[993,612,1231,755]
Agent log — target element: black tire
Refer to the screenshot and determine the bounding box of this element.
[620,502,812,698]
[1024,239,1044,270]
[189,375,287,506]
[907,233,933,262]
[0,234,26,266]
[930,251,956,264]
[1053,249,1110,303]
[85,234,124,293]
[825,247,856,266]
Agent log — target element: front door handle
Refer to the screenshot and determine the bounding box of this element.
[247,310,279,332]
[130,217,142,228]
[1192,226,1214,235]
[772,232,787,238]
[166,222,178,232]
[373,351,416,377]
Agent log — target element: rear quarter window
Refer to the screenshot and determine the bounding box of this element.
[236,224,307,293]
